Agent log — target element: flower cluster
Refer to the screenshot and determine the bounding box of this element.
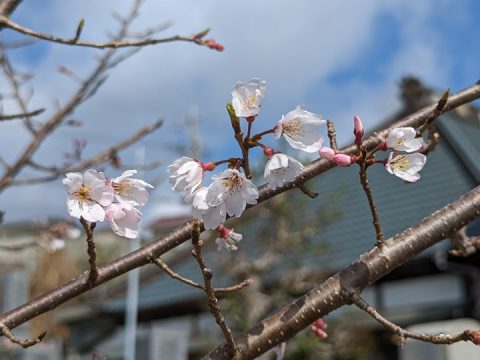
[63,169,153,239]
[168,79,327,251]
[384,127,426,182]
[320,116,427,183]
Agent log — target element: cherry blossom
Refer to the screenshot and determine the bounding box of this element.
[111,169,153,206]
[63,169,114,222]
[264,153,303,189]
[187,187,227,230]
[167,156,203,193]
[231,78,266,118]
[275,106,326,152]
[215,225,242,251]
[206,169,259,217]
[104,203,142,239]
[385,152,427,182]
[386,127,423,152]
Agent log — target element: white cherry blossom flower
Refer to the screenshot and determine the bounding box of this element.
[264,153,303,189]
[104,203,142,239]
[231,78,266,117]
[386,127,423,152]
[111,169,153,206]
[206,169,259,217]
[45,239,66,253]
[63,169,114,222]
[215,225,242,251]
[167,157,203,193]
[187,187,227,230]
[275,106,326,153]
[385,152,426,182]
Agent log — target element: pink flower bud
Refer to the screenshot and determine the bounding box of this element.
[202,161,216,172]
[319,147,335,161]
[471,330,480,345]
[333,153,355,167]
[263,147,274,158]
[311,318,328,339]
[354,115,364,145]
[204,39,224,52]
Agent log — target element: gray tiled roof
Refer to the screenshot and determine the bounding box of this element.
[103,112,479,313]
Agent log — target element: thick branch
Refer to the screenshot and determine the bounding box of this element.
[0,82,479,338]
[205,185,480,359]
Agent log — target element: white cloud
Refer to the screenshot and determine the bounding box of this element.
[0,0,469,222]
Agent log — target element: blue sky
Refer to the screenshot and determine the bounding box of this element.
[0,0,479,224]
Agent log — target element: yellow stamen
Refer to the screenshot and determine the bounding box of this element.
[390,155,409,171]
[113,181,134,196]
[241,96,257,110]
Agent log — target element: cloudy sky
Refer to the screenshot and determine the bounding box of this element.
[0,0,479,224]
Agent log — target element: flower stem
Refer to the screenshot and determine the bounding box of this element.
[190,221,238,357]
[358,153,385,247]
[80,217,98,285]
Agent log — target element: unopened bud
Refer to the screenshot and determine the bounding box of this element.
[202,162,216,171]
[471,330,480,345]
[333,153,355,167]
[263,147,274,158]
[204,39,224,52]
[311,318,328,339]
[319,147,335,161]
[354,115,364,145]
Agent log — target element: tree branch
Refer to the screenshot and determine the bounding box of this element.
[0,322,45,348]
[80,218,98,285]
[350,293,476,346]
[0,1,161,193]
[0,15,214,50]
[191,221,237,357]
[0,108,44,121]
[154,257,252,294]
[205,184,480,359]
[0,82,478,340]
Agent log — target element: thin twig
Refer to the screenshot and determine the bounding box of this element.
[0,108,44,121]
[191,221,237,357]
[0,1,165,193]
[226,104,251,178]
[417,89,449,135]
[350,293,476,346]
[154,257,252,294]
[0,241,38,251]
[0,15,214,50]
[449,227,480,257]
[9,119,163,186]
[298,184,318,199]
[0,323,46,348]
[80,217,98,285]
[327,120,337,150]
[358,150,384,246]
